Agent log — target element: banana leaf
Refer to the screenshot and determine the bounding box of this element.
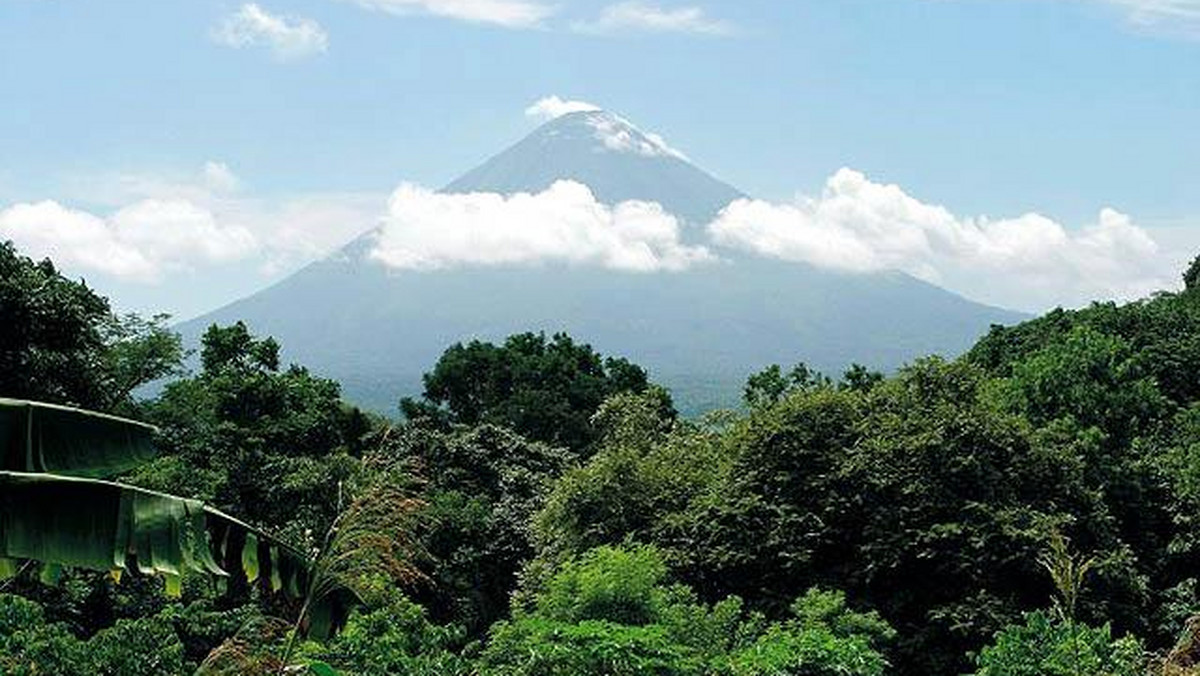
[206,509,357,639]
[0,400,359,637]
[0,472,309,593]
[0,471,355,635]
[0,471,224,578]
[0,398,157,478]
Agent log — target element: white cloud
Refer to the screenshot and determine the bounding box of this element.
[0,199,256,281]
[109,200,257,269]
[202,161,241,193]
[708,168,1174,311]
[343,0,554,28]
[1107,0,1200,36]
[74,161,243,206]
[213,4,329,61]
[223,192,386,274]
[1103,0,1200,27]
[370,180,712,272]
[525,96,602,121]
[961,0,1200,37]
[1,162,384,283]
[574,2,734,35]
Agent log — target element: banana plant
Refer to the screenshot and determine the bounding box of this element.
[0,398,352,638]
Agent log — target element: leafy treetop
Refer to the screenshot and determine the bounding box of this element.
[1185,254,1200,292]
[402,332,665,452]
[0,241,182,413]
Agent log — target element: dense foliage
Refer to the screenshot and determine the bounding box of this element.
[401,331,662,451]
[131,321,374,541]
[8,238,1200,675]
[480,545,894,676]
[972,611,1145,676]
[0,241,182,413]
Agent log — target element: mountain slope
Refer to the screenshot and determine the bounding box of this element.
[180,111,1024,414]
[445,111,744,225]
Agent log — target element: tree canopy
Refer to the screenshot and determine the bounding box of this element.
[7,239,1200,675]
[402,331,665,452]
[0,241,181,413]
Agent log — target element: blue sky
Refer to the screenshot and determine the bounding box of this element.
[2,0,1198,317]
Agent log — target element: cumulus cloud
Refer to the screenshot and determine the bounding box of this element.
[0,199,256,281]
[370,180,712,272]
[708,168,1173,311]
[1,162,384,283]
[525,96,602,121]
[343,0,554,28]
[213,4,329,61]
[574,2,734,35]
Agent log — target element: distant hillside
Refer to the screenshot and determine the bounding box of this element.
[179,110,1025,414]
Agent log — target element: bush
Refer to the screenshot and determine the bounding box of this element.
[0,593,86,676]
[311,592,469,676]
[974,610,1144,676]
[0,593,192,676]
[480,547,892,676]
[86,614,185,676]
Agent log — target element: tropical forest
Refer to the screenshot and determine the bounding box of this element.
[4,238,1200,676]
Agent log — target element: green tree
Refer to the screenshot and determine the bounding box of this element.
[307,591,468,676]
[722,589,895,676]
[998,326,1167,444]
[839,363,885,393]
[1185,254,1200,292]
[0,241,182,411]
[557,358,1146,674]
[101,313,186,413]
[134,322,373,538]
[743,363,830,408]
[0,401,325,672]
[0,593,87,676]
[402,332,663,452]
[380,423,569,633]
[535,387,727,560]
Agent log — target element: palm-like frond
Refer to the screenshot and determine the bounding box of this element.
[0,398,156,478]
[0,400,340,628]
[0,471,316,601]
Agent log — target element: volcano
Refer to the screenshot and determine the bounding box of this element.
[179,109,1023,413]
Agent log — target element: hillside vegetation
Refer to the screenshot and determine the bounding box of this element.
[4,238,1200,675]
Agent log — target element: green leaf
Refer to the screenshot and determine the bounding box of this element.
[0,399,157,478]
[242,531,260,583]
[164,572,182,598]
[0,471,308,598]
[270,545,283,592]
[305,661,340,676]
[38,562,62,586]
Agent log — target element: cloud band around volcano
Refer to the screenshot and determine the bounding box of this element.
[0,166,1182,312]
[369,180,714,273]
[362,168,1176,311]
